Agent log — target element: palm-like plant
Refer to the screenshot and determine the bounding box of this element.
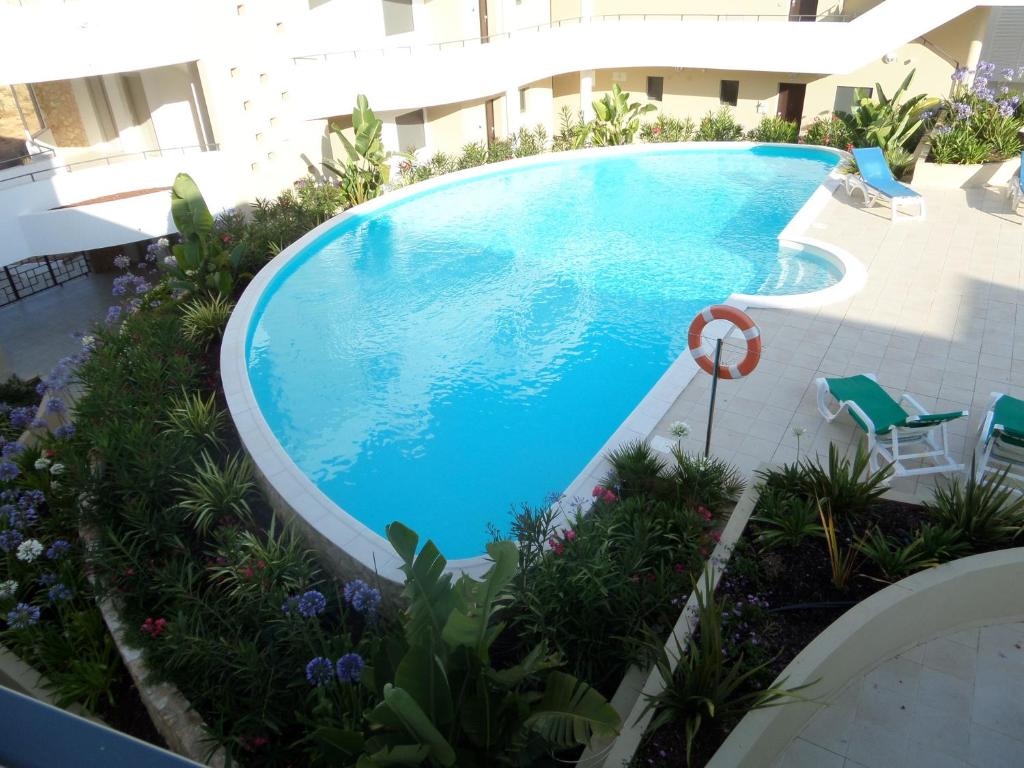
[589,84,657,146]
[847,69,936,153]
[176,451,255,535]
[324,95,397,207]
[925,469,1024,551]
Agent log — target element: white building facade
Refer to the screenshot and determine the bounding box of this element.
[0,0,1021,267]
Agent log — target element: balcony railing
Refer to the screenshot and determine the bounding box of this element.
[295,10,862,63]
[0,143,219,189]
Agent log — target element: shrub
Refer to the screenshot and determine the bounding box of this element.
[552,106,589,151]
[180,294,235,345]
[457,141,489,169]
[800,444,890,518]
[641,571,809,765]
[695,108,744,141]
[323,95,395,208]
[667,447,745,512]
[640,114,696,143]
[176,451,256,536]
[924,470,1024,551]
[603,439,669,499]
[162,389,226,450]
[855,527,937,582]
[747,115,798,144]
[239,181,344,271]
[803,115,855,149]
[843,69,934,154]
[928,61,1024,164]
[751,489,822,550]
[506,497,708,693]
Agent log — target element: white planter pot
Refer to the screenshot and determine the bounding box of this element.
[911,153,1020,189]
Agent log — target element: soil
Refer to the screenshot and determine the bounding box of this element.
[634,499,931,767]
[97,673,167,748]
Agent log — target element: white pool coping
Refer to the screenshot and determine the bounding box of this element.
[221,141,862,584]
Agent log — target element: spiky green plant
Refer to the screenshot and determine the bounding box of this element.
[819,500,860,591]
[925,470,1024,551]
[180,294,235,345]
[162,389,226,449]
[801,444,891,518]
[669,447,745,512]
[641,570,811,765]
[751,489,822,550]
[176,451,255,536]
[855,527,937,583]
[603,439,668,498]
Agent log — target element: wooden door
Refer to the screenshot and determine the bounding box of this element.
[485,98,496,146]
[788,0,818,21]
[777,83,807,129]
[479,0,489,42]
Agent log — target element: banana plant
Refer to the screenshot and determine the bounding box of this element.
[847,70,938,153]
[324,95,396,208]
[314,522,620,767]
[590,84,657,146]
[164,173,245,297]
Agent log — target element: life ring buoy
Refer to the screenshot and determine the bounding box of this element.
[687,305,761,380]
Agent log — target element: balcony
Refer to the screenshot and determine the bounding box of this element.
[291,0,1015,118]
[0,147,236,266]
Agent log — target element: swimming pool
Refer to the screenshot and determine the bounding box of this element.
[241,145,841,559]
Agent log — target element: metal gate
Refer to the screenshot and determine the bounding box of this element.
[0,253,91,308]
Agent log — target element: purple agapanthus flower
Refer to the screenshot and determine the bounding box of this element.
[47,540,70,560]
[336,653,365,683]
[37,572,57,586]
[1002,67,1017,81]
[8,407,34,430]
[113,254,130,270]
[343,579,382,615]
[978,61,996,76]
[6,603,40,630]
[935,124,953,135]
[0,529,24,552]
[953,102,974,120]
[46,398,65,414]
[0,462,20,482]
[305,656,334,686]
[296,590,327,618]
[999,100,1015,118]
[952,66,969,83]
[48,584,72,602]
[53,424,75,439]
[106,305,122,324]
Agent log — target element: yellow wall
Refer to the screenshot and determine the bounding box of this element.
[425,99,488,153]
[552,72,581,119]
[550,0,582,22]
[425,0,470,41]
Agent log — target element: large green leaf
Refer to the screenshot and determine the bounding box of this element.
[441,540,517,658]
[395,643,454,727]
[372,685,457,766]
[357,744,431,767]
[387,522,455,649]
[524,671,620,748]
[170,173,214,241]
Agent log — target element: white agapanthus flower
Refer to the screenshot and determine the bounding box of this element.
[669,421,691,438]
[792,426,807,438]
[0,579,17,599]
[34,457,51,471]
[81,335,96,348]
[49,463,66,476]
[16,539,43,563]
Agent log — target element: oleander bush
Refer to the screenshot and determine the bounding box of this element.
[640,114,696,143]
[802,114,856,149]
[695,108,745,142]
[746,115,798,144]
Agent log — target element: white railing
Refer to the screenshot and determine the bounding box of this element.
[294,10,863,63]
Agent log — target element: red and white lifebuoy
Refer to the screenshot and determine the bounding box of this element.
[687,305,761,380]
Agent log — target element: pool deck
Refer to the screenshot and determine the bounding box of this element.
[652,183,1024,767]
[650,184,1024,497]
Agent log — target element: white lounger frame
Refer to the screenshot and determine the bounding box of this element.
[974,392,1024,490]
[844,174,926,222]
[816,374,965,478]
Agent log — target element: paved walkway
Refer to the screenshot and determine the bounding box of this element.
[652,185,1024,496]
[0,272,113,381]
[775,621,1024,768]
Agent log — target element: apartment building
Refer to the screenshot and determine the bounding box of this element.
[0,0,1019,273]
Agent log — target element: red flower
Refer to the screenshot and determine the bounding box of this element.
[653,126,662,135]
[141,617,168,638]
[563,529,577,542]
[674,563,686,574]
[221,234,232,244]
[242,566,254,579]
[255,559,267,570]
[710,531,722,543]
[549,538,565,556]
[697,505,712,522]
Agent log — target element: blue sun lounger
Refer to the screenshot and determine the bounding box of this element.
[844,147,926,222]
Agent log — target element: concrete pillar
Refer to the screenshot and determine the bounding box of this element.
[580,70,596,122]
[505,85,521,135]
[964,7,992,78]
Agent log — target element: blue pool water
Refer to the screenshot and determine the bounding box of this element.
[247,146,840,557]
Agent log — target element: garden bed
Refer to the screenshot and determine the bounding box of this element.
[630,447,1024,767]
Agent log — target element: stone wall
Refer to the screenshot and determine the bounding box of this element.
[34,80,88,147]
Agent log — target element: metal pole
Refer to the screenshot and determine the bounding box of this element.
[704,338,723,458]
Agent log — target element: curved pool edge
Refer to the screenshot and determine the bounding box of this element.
[220,142,862,585]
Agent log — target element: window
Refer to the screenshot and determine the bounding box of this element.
[396,109,425,152]
[519,87,527,114]
[719,80,739,107]
[646,76,664,102]
[833,85,871,115]
[382,0,414,35]
[10,84,45,137]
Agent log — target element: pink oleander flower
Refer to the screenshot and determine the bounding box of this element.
[549,538,564,556]
[563,529,576,542]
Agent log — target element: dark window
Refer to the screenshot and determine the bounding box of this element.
[382,0,414,35]
[720,80,739,107]
[833,85,872,115]
[646,76,664,102]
